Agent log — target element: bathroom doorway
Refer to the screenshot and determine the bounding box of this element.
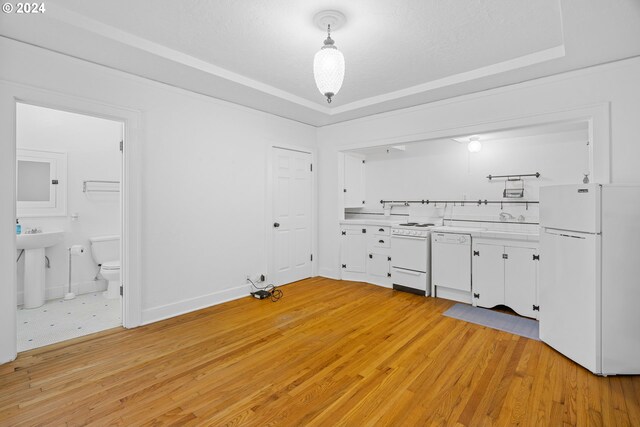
[15,103,124,351]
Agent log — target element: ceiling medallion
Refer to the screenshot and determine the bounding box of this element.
[313,10,346,104]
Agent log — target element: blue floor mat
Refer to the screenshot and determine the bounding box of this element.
[443,303,540,340]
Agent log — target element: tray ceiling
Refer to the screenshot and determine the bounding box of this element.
[1,0,639,125]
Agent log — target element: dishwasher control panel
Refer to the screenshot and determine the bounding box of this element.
[433,232,470,245]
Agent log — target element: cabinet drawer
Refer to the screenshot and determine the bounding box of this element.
[372,236,390,248]
[372,226,391,236]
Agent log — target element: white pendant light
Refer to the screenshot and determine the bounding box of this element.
[313,11,346,103]
[468,136,482,153]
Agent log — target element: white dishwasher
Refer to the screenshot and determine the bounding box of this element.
[431,232,472,303]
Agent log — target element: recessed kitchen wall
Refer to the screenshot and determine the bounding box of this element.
[16,103,122,304]
[356,127,589,222]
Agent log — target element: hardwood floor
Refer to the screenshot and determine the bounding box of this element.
[1,277,639,426]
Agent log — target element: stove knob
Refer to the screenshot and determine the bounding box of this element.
[411,231,417,236]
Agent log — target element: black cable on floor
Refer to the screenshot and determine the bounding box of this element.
[248,278,283,302]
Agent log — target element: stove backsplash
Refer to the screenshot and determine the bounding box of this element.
[345,202,539,231]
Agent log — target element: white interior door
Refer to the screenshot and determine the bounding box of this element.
[272,148,312,286]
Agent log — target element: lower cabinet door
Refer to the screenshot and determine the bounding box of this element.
[505,246,538,318]
[472,243,505,308]
[368,252,390,278]
[340,230,367,273]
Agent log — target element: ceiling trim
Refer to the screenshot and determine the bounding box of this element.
[46,1,332,114]
[45,1,570,119]
[329,45,566,115]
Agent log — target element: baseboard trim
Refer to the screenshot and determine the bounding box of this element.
[318,268,340,280]
[17,280,107,306]
[141,284,251,325]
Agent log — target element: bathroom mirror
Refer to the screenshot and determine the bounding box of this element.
[16,149,67,217]
[17,160,52,202]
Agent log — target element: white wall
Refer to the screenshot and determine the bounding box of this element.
[16,103,122,303]
[0,37,316,363]
[358,129,588,222]
[317,57,640,279]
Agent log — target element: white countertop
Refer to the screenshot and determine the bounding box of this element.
[341,221,539,241]
[473,230,540,242]
[431,225,539,242]
[340,219,400,226]
[430,226,487,233]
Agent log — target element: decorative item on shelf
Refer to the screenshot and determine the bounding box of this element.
[503,178,525,198]
[313,10,346,103]
[583,172,590,184]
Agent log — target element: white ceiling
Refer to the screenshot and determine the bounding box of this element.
[1,0,639,126]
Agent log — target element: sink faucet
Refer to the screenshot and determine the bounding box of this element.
[499,212,515,222]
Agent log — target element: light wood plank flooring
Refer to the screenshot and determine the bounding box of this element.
[1,277,639,426]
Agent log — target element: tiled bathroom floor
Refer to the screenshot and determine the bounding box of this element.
[17,293,122,352]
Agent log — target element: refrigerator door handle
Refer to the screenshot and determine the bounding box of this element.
[544,228,591,239]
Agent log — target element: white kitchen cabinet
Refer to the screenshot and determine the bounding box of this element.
[472,243,505,309]
[368,252,390,278]
[340,227,367,274]
[344,153,366,208]
[472,240,539,319]
[366,226,391,286]
[504,246,538,319]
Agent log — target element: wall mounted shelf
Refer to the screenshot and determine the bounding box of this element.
[486,172,540,181]
[380,199,539,209]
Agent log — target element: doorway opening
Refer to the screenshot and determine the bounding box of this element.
[15,102,124,351]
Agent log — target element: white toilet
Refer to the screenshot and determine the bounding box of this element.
[89,235,120,299]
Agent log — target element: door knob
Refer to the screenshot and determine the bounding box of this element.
[273,222,280,228]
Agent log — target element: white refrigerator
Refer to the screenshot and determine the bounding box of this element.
[539,183,640,375]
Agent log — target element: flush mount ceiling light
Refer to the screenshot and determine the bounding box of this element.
[313,10,346,104]
[467,136,482,153]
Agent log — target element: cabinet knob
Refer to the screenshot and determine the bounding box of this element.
[379,239,385,244]
[273,222,280,228]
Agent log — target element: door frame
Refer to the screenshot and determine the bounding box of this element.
[0,81,143,363]
[266,144,317,286]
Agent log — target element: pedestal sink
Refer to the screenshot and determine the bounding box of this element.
[17,230,65,308]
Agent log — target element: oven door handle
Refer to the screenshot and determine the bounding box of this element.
[393,268,423,276]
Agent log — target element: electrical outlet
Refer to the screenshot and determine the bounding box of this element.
[246,274,265,284]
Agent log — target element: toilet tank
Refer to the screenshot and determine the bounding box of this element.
[89,235,120,265]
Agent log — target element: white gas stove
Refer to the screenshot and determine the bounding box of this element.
[390,221,441,296]
[391,222,437,238]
